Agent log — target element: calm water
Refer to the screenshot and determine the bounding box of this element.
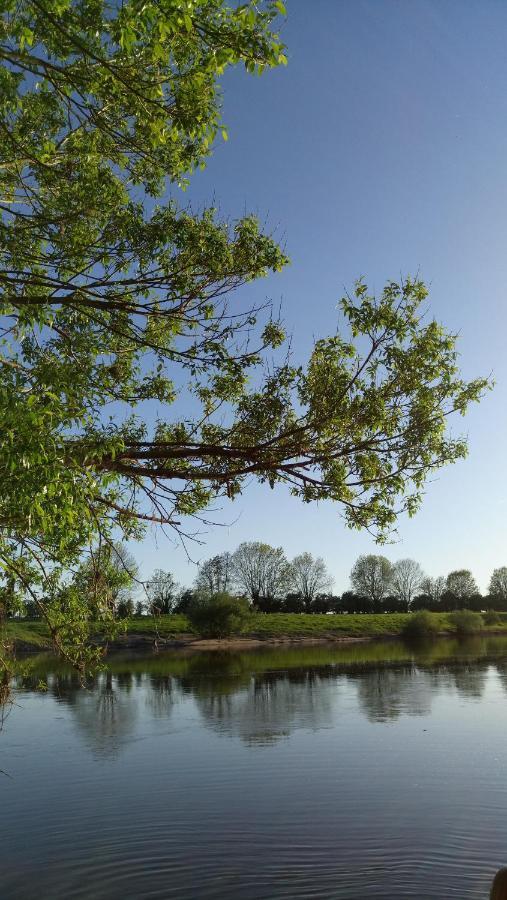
[3,637,507,899]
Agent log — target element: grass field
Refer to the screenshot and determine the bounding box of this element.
[4,610,507,653]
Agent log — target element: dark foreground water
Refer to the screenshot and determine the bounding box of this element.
[3,637,507,899]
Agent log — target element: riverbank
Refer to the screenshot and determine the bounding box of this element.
[4,611,507,654]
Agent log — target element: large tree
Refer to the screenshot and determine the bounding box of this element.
[419,575,446,607]
[288,552,333,612]
[0,0,488,662]
[231,542,290,603]
[350,555,393,607]
[391,558,424,611]
[195,552,233,595]
[446,570,478,602]
[146,569,180,615]
[489,567,507,602]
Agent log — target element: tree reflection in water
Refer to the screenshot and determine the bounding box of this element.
[6,638,507,753]
[194,667,336,745]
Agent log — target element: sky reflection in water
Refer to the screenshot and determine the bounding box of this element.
[2,637,507,899]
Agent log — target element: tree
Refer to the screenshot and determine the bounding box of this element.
[419,576,446,608]
[446,570,478,605]
[231,542,290,604]
[350,555,393,609]
[72,543,137,618]
[116,597,135,619]
[340,591,373,614]
[146,570,179,616]
[283,593,306,613]
[288,553,333,612]
[391,559,424,611]
[489,567,507,602]
[195,553,233,595]
[0,0,488,665]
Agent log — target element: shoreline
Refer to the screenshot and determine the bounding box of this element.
[9,628,507,657]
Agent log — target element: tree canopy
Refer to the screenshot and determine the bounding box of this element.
[0,0,488,662]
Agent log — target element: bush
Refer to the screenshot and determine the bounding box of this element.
[483,609,501,626]
[448,609,483,636]
[402,610,439,640]
[186,593,251,638]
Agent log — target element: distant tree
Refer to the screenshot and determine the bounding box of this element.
[134,601,145,618]
[340,591,373,614]
[72,543,137,618]
[350,555,393,610]
[23,600,42,620]
[446,570,478,606]
[116,598,135,619]
[175,589,197,616]
[255,595,285,613]
[283,593,306,613]
[391,559,424,611]
[489,567,507,603]
[195,553,233,595]
[411,594,434,612]
[231,542,290,604]
[440,590,459,612]
[383,595,406,613]
[312,593,334,614]
[468,593,485,612]
[288,553,333,612]
[419,576,446,607]
[146,570,179,616]
[0,574,23,622]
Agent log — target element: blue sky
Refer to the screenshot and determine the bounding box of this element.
[134,0,507,594]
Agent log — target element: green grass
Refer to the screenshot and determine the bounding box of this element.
[5,611,507,653]
[3,619,52,649]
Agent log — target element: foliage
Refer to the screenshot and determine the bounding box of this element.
[288,553,333,611]
[0,0,488,667]
[71,542,137,617]
[484,609,501,626]
[419,576,446,607]
[446,570,478,602]
[448,609,482,636]
[402,610,439,640]
[231,542,290,602]
[489,568,507,601]
[186,592,251,638]
[0,0,287,662]
[391,559,424,611]
[350,555,393,607]
[146,569,179,615]
[195,553,233,594]
[283,592,306,613]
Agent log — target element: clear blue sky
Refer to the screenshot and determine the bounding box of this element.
[134,0,507,595]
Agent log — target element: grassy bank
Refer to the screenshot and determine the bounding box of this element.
[4,611,507,654]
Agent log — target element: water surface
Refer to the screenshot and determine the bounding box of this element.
[2,637,507,899]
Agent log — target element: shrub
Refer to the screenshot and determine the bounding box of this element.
[483,609,501,626]
[186,593,251,638]
[448,609,483,636]
[402,610,439,640]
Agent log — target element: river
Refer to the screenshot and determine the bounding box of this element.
[2,636,507,898]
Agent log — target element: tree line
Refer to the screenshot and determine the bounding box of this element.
[6,543,505,623]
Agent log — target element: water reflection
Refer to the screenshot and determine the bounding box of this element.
[354,666,433,722]
[196,667,336,745]
[7,637,507,752]
[4,640,507,900]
